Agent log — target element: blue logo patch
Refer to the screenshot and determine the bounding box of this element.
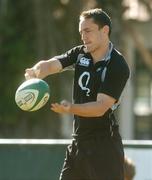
[79,57,90,67]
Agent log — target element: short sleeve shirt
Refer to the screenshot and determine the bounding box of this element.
[55,44,130,138]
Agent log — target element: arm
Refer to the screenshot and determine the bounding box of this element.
[51,93,116,117]
[25,58,62,80]
[25,46,81,80]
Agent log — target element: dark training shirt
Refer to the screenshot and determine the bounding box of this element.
[56,44,130,138]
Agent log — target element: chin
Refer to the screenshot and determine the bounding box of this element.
[85,46,94,53]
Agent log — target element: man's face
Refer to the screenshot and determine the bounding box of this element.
[79,17,106,53]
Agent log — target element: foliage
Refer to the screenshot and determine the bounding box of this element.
[0,0,83,138]
[0,0,35,122]
[0,0,136,138]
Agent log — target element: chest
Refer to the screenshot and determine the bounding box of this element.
[74,54,107,99]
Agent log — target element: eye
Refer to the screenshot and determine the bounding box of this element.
[86,30,91,33]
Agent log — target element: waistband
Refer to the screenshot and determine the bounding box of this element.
[72,125,119,142]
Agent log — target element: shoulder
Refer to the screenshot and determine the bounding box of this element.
[68,45,85,54]
[109,48,130,77]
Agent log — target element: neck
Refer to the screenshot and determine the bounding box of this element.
[91,40,110,63]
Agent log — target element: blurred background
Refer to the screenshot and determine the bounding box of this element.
[0,0,152,140]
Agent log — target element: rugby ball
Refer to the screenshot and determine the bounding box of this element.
[15,78,50,111]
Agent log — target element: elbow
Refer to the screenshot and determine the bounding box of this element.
[95,101,112,117]
[94,106,109,117]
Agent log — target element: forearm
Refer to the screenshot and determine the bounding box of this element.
[35,59,62,78]
[70,101,106,117]
[51,94,115,117]
[45,59,62,75]
[25,58,62,79]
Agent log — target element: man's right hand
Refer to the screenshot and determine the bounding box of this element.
[24,68,38,80]
[24,61,44,80]
[25,67,40,80]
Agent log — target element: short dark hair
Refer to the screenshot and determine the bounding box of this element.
[80,8,112,36]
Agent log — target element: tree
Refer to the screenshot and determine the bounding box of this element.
[1,0,151,138]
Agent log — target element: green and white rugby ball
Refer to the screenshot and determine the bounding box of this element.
[15,78,50,111]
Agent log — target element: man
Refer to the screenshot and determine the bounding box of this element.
[25,8,130,180]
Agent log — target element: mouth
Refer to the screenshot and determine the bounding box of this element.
[84,42,91,46]
[84,40,91,44]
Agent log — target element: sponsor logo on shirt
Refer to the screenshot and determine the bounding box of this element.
[78,57,90,67]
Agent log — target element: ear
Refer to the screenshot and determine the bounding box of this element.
[102,25,110,35]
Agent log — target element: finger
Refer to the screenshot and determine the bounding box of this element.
[25,69,36,79]
[51,107,57,112]
[51,103,61,112]
[51,103,59,108]
[25,68,31,73]
[24,73,31,80]
[51,106,61,113]
[51,108,59,113]
[25,68,33,75]
[50,104,57,110]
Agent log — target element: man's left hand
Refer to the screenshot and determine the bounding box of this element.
[51,100,71,114]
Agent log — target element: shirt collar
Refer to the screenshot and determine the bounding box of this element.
[102,41,113,62]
